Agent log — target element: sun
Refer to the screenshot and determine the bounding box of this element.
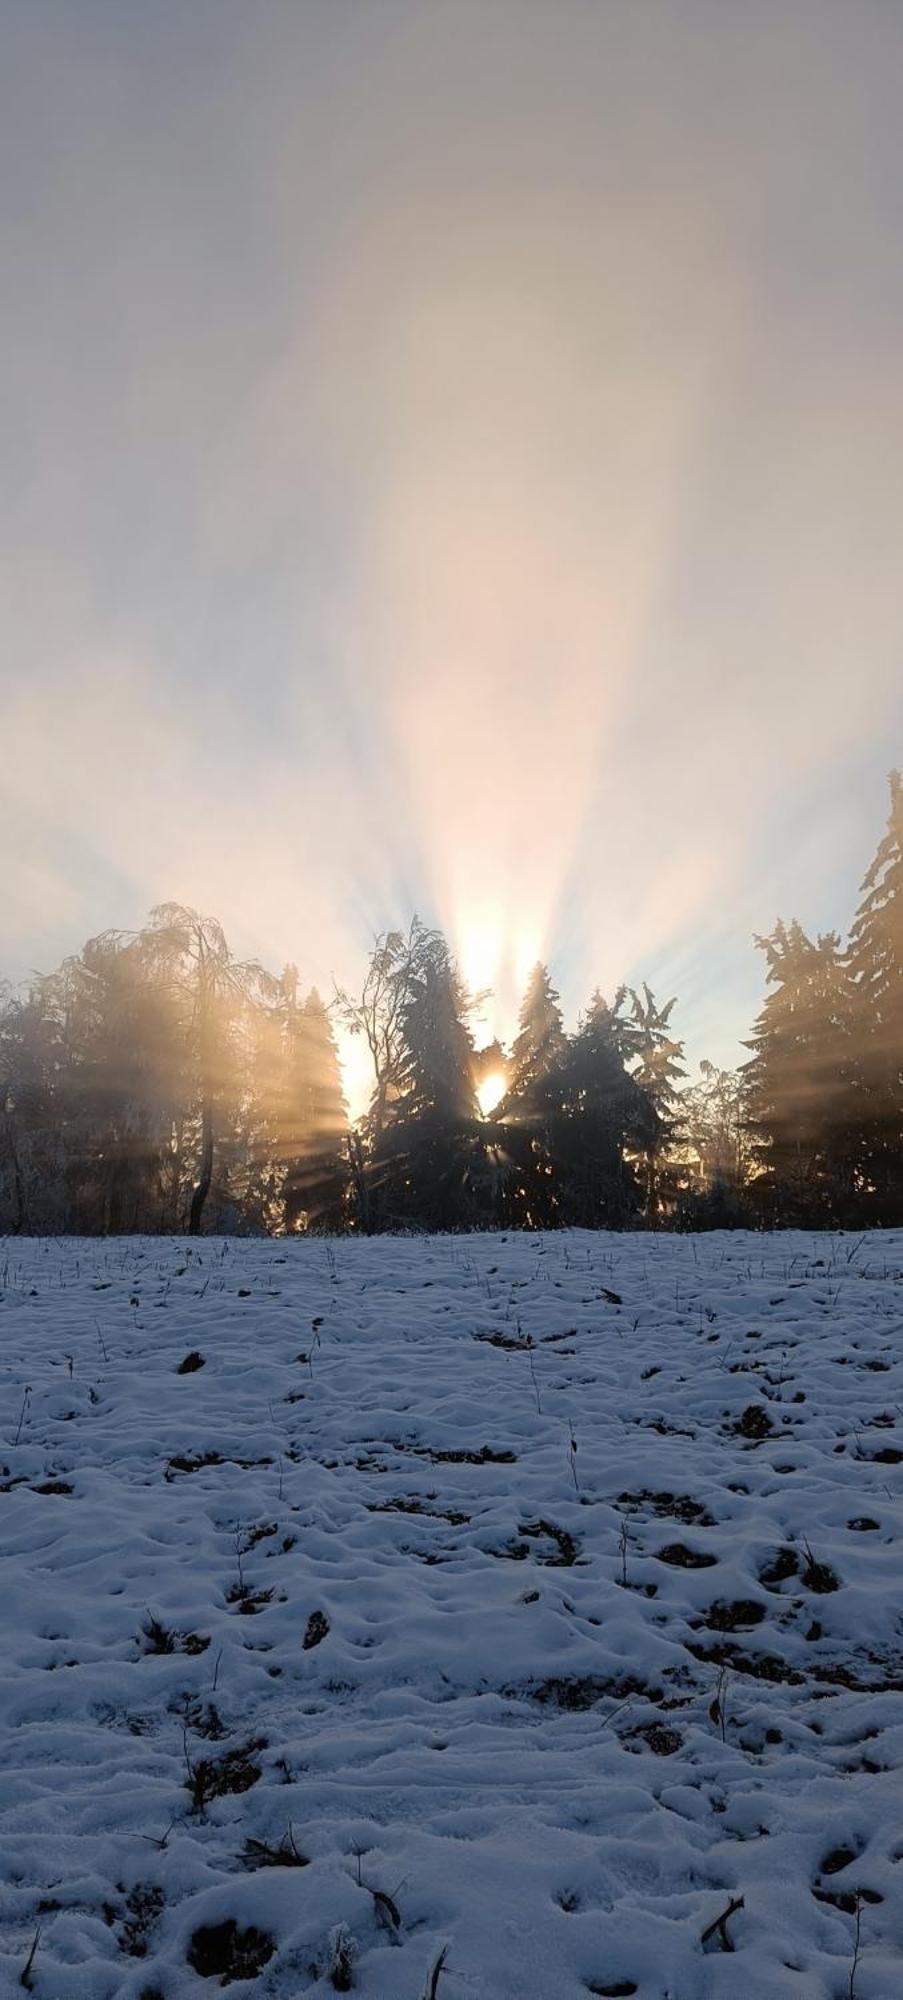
[476,1071,507,1118]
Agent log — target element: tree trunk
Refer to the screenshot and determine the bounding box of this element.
[347,1128,371,1234]
[188,1097,214,1235]
[2,1106,26,1233]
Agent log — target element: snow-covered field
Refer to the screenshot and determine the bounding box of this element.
[1,1233,902,2000]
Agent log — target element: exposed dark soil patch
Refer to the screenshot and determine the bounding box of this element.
[623,1722,682,1756]
[519,1518,579,1566]
[655,1543,717,1569]
[848,1517,880,1532]
[425,1444,517,1464]
[704,1599,767,1632]
[165,1452,272,1480]
[759,1548,799,1588]
[820,1844,861,1874]
[474,1330,532,1350]
[244,1520,278,1549]
[186,1919,275,1984]
[368,1497,470,1524]
[186,1741,265,1811]
[688,1642,804,1686]
[141,1616,210,1656]
[176,1351,205,1373]
[617,1490,715,1526]
[225,1584,273,1616]
[729,1405,773,1441]
[812,1661,903,1694]
[119,1884,165,1957]
[165,1451,224,1478]
[303,1610,330,1650]
[800,1548,840,1593]
[520,1673,651,1711]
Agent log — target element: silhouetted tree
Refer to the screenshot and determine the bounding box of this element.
[546,989,656,1227]
[848,770,903,1220]
[145,906,277,1234]
[628,985,686,1218]
[745,921,859,1223]
[373,939,489,1228]
[335,919,444,1144]
[505,964,566,1104]
[282,990,348,1230]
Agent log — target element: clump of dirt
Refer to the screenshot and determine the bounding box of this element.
[729,1405,773,1441]
[474,1330,532,1350]
[518,1518,579,1566]
[617,1490,715,1526]
[165,1451,224,1478]
[704,1599,767,1632]
[800,1546,840,1594]
[226,1583,273,1616]
[119,1884,165,1958]
[623,1722,682,1756]
[820,1844,860,1875]
[186,1741,265,1812]
[140,1616,210,1656]
[368,1497,470,1524]
[688,1641,804,1686]
[171,1695,226,1740]
[165,1451,272,1479]
[176,1350,205,1373]
[428,1444,517,1464]
[303,1610,330,1650]
[759,1547,799,1588]
[655,1544,717,1569]
[522,1673,650,1711]
[186,1919,275,1984]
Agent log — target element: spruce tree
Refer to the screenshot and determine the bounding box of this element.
[506,964,567,1104]
[549,989,655,1226]
[378,943,486,1228]
[628,985,686,1218]
[848,770,903,1219]
[299,989,349,1228]
[745,921,858,1223]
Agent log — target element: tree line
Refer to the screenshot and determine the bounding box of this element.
[1,774,901,1235]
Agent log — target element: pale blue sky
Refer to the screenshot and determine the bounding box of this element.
[3,1,902,1100]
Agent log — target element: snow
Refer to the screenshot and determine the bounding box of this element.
[1,1230,902,1999]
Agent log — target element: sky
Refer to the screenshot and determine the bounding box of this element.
[2,0,902,1112]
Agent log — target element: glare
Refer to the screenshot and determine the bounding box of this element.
[476,1070,507,1118]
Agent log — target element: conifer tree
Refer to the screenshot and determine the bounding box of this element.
[377,942,485,1227]
[506,963,566,1104]
[848,770,903,1218]
[496,964,568,1226]
[628,984,686,1218]
[295,989,349,1229]
[548,988,655,1226]
[745,921,858,1222]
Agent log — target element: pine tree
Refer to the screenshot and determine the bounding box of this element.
[547,989,656,1226]
[505,964,566,1104]
[294,989,348,1229]
[848,770,903,1219]
[628,985,686,1218]
[745,920,859,1223]
[377,942,486,1228]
